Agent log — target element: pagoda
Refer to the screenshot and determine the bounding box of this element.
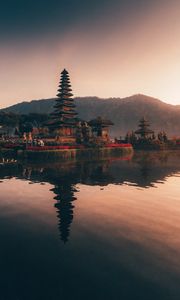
[135,117,154,139]
[48,69,78,144]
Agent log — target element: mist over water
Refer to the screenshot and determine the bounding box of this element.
[0,151,180,299]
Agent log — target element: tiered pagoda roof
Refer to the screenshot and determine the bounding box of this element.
[135,117,154,137]
[48,69,78,130]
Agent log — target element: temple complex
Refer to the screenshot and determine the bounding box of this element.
[48,69,78,144]
[47,70,114,145]
[0,68,135,157]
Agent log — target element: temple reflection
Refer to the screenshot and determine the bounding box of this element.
[1,152,180,242]
[80,161,114,186]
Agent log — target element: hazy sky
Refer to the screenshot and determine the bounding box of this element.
[1,0,180,108]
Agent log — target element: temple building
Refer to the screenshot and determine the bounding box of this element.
[135,117,154,139]
[88,116,114,143]
[48,69,78,144]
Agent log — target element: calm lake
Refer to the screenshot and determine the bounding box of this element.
[0,151,180,300]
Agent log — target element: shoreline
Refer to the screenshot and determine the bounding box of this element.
[0,145,133,161]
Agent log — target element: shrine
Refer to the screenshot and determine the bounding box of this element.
[88,116,114,143]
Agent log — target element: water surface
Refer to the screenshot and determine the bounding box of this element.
[0,151,180,300]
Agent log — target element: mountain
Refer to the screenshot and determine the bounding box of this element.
[2,94,180,137]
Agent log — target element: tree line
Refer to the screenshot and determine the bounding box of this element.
[0,111,49,133]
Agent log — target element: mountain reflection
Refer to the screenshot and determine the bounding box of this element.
[0,151,180,242]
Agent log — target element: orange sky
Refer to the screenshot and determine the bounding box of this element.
[1,0,180,108]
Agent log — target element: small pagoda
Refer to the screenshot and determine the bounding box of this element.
[135,117,154,139]
[88,116,114,143]
[48,69,78,144]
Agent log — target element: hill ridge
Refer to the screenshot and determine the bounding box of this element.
[1,94,180,137]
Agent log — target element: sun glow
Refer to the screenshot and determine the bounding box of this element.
[1,1,180,107]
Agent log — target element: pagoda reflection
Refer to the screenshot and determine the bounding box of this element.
[51,181,77,243]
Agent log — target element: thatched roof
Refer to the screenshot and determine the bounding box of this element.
[88,116,114,127]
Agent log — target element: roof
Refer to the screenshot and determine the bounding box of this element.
[135,128,154,134]
[61,69,69,75]
[88,116,114,127]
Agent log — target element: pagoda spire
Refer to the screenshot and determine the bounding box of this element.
[48,69,78,143]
